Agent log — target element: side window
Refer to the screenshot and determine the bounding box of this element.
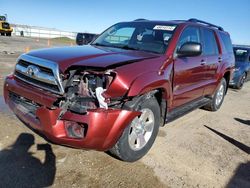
[177,26,200,50]
[202,28,219,55]
[219,32,233,54]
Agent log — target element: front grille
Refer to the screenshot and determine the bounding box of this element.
[14,54,64,95]
[15,71,60,92]
[9,92,40,116]
[2,22,10,29]
[18,60,54,76]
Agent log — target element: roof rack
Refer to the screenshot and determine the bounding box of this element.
[188,18,224,31]
[134,18,148,21]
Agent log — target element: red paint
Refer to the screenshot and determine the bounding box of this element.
[4,20,234,151]
[5,85,140,151]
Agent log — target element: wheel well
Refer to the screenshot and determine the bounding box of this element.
[223,71,230,94]
[154,89,167,126]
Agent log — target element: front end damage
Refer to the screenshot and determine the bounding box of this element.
[4,64,141,151]
[57,69,115,118]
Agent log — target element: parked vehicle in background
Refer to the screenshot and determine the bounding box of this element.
[230,45,250,89]
[76,33,98,45]
[0,15,13,36]
[4,18,234,162]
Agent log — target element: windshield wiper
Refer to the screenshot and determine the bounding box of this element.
[118,45,139,51]
[92,43,111,47]
[93,43,139,51]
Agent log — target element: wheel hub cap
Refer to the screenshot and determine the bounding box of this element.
[128,108,155,151]
[215,84,224,106]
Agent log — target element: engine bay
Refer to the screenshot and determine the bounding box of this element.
[56,69,115,117]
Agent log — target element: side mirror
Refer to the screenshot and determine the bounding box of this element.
[76,33,98,45]
[177,42,202,57]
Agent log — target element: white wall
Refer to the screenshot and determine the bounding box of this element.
[12,24,77,39]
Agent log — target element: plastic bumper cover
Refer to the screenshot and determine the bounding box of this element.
[4,75,140,151]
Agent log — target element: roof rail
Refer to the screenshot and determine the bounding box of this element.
[188,18,224,31]
[134,18,148,21]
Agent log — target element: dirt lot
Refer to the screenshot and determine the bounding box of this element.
[0,36,249,188]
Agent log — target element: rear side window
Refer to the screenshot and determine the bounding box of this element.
[234,48,249,62]
[219,32,233,54]
[177,26,200,50]
[202,28,219,55]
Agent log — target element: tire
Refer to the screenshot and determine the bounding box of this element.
[204,78,227,111]
[235,73,246,89]
[0,33,4,36]
[109,97,160,162]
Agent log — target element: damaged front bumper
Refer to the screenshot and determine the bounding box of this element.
[4,75,140,151]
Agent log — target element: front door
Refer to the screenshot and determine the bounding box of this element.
[172,26,206,108]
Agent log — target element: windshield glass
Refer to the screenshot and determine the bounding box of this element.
[92,22,177,54]
[234,48,249,62]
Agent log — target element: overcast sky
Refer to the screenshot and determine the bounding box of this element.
[1,0,250,45]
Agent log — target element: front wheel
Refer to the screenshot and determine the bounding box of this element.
[204,78,227,111]
[109,97,160,162]
[235,73,246,89]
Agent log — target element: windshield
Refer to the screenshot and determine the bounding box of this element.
[92,22,177,54]
[234,48,249,62]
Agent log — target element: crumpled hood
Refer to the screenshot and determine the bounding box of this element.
[26,45,158,72]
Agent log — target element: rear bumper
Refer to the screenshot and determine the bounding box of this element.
[4,75,140,151]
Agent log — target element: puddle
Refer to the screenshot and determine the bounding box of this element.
[0,96,12,115]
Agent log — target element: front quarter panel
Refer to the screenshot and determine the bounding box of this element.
[104,56,167,98]
[127,63,172,103]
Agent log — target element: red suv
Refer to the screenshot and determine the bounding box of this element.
[4,18,234,161]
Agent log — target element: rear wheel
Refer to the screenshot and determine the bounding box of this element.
[235,72,246,89]
[204,78,227,111]
[109,97,160,162]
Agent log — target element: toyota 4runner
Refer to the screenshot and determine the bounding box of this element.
[4,18,234,162]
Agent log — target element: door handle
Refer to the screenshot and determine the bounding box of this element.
[201,59,206,65]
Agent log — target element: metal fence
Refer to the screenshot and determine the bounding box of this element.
[11,24,77,39]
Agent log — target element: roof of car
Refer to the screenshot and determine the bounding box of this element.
[233,45,250,49]
[131,18,225,31]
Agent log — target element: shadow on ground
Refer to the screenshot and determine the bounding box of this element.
[204,125,250,187]
[226,161,250,188]
[0,133,56,187]
[234,118,250,126]
[204,125,250,154]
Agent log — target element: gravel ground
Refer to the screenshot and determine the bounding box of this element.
[0,36,249,188]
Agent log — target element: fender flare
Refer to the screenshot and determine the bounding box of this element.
[127,71,172,102]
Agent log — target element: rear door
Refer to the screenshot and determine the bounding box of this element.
[201,28,220,95]
[172,26,207,108]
